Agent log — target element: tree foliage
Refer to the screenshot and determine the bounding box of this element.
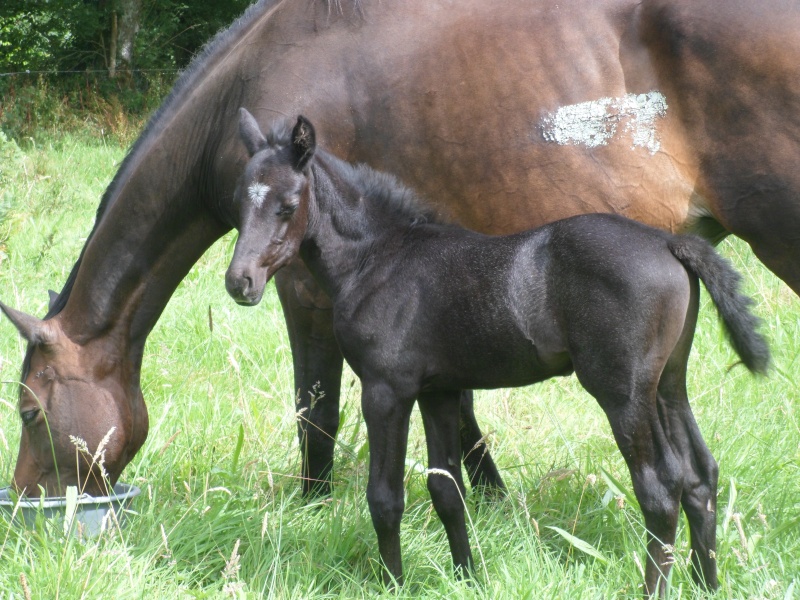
[0,0,252,74]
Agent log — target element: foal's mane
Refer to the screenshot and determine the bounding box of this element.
[338,161,443,227]
[263,120,444,228]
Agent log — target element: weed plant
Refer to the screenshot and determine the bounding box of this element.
[0,74,171,147]
[0,133,798,599]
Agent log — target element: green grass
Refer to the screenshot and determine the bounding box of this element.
[0,132,798,599]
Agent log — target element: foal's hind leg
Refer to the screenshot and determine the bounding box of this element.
[657,287,719,590]
[419,390,475,576]
[658,384,719,590]
[459,390,506,496]
[602,392,685,597]
[575,346,684,596]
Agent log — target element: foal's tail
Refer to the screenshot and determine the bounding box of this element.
[668,235,771,374]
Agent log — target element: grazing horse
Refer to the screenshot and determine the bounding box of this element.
[1,0,798,504]
[225,112,770,595]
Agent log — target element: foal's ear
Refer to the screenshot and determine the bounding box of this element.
[47,290,59,311]
[238,108,267,157]
[0,302,56,346]
[290,116,316,171]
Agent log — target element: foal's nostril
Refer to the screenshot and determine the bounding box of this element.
[225,268,260,305]
[225,269,246,297]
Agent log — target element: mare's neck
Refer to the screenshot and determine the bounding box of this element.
[56,96,237,358]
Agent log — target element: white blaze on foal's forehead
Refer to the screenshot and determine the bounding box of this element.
[247,182,271,208]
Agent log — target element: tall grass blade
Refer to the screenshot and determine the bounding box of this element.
[64,485,78,536]
[231,423,244,475]
[723,477,737,535]
[546,526,608,564]
[600,467,638,509]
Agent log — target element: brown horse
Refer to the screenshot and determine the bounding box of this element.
[2,0,798,501]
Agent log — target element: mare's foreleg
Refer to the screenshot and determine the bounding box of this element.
[458,390,506,496]
[274,261,343,497]
[419,390,475,577]
[361,381,415,586]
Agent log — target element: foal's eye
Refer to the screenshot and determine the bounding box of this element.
[276,203,298,218]
[20,409,40,427]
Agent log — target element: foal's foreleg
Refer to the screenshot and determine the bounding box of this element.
[361,382,415,586]
[274,263,344,497]
[419,391,475,577]
[458,390,506,497]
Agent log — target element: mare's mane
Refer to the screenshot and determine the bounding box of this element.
[44,0,284,321]
[22,0,366,381]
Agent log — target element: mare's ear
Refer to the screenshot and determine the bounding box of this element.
[291,115,316,171]
[239,108,267,157]
[0,302,56,345]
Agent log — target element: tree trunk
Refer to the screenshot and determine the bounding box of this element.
[109,11,118,78]
[117,0,143,68]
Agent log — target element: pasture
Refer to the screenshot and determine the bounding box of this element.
[0,133,798,598]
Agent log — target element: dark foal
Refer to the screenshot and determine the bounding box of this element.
[225,110,770,595]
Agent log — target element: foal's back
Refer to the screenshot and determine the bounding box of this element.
[337,212,692,393]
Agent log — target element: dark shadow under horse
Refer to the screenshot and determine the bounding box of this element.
[225,111,769,596]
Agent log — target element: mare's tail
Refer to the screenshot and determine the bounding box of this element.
[668,235,771,374]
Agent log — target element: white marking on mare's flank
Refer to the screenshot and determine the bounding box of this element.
[247,183,271,208]
[541,91,668,154]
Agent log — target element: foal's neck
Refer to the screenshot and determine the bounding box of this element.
[301,153,408,298]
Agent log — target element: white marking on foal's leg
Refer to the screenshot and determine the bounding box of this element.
[247,183,271,208]
[540,91,668,154]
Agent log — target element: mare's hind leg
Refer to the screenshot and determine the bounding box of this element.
[657,285,719,590]
[419,390,475,576]
[459,390,506,496]
[274,262,343,497]
[361,380,416,586]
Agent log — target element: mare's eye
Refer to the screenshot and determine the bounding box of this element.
[20,409,40,427]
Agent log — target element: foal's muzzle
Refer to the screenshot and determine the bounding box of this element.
[225,267,265,306]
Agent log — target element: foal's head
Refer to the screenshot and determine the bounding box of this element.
[225,109,316,305]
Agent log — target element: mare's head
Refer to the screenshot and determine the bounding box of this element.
[225,109,316,305]
[1,301,147,496]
